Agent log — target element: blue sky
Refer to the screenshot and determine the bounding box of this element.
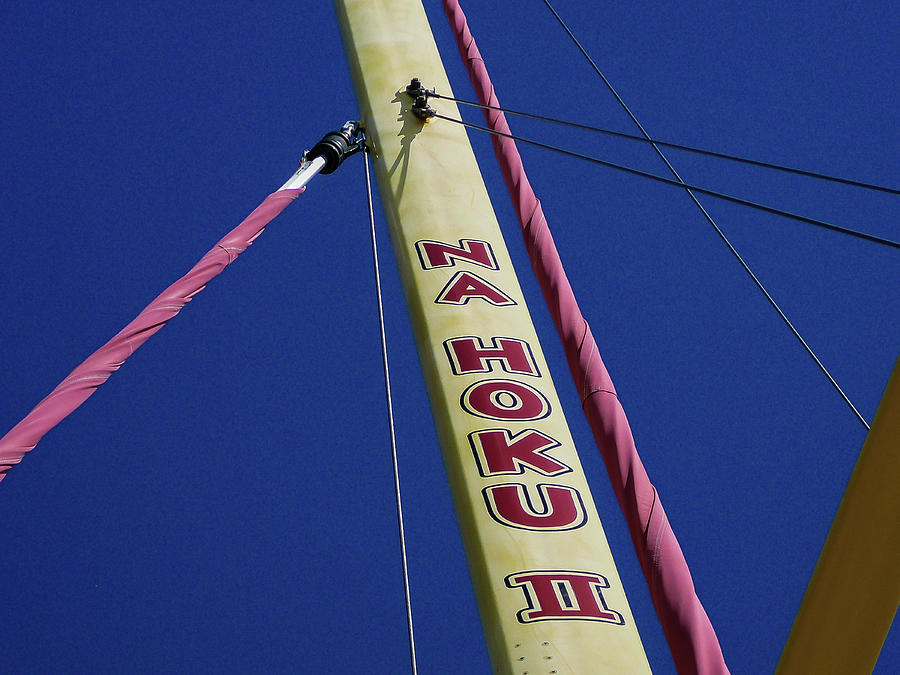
[1,1,897,672]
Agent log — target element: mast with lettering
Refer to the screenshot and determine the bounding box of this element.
[333,1,649,672]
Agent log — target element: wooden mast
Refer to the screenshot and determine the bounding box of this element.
[333,1,649,671]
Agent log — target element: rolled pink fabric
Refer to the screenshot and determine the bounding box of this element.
[0,188,303,481]
[443,2,728,672]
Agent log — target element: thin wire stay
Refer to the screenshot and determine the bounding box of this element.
[426,91,900,196]
[363,141,419,673]
[432,112,898,253]
[540,0,872,429]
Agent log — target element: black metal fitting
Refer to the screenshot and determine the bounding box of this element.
[405,78,436,120]
[411,96,436,120]
[406,77,427,99]
[308,120,365,174]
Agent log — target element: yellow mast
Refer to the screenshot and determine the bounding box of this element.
[778,355,900,674]
[333,1,649,671]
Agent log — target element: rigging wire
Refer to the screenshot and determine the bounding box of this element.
[540,0,872,429]
[427,91,900,196]
[432,113,899,252]
[363,142,419,674]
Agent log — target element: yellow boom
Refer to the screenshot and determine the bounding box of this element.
[778,355,900,673]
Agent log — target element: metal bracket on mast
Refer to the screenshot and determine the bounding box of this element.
[405,77,433,99]
[279,120,366,190]
[411,97,435,120]
[405,78,436,120]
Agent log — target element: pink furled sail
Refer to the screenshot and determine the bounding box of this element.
[442,1,728,672]
[0,188,303,482]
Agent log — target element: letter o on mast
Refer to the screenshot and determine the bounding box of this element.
[461,379,551,421]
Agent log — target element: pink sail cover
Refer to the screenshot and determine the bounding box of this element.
[0,188,303,482]
[442,1,728,672]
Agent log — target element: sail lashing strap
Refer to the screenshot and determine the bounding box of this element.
[441,1,729,672]
[0,124,364,482]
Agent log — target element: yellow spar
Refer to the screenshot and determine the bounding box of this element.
[778,355,900,674]
[333,1,650,672]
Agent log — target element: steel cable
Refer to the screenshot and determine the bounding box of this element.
[427,91,900,196]
[540,0,871,429]
[432,113,898,253]
[363,144,418,674]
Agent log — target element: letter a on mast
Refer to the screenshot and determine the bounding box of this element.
[334,1,650,671]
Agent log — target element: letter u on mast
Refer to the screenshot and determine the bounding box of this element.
[334,1,650,671]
